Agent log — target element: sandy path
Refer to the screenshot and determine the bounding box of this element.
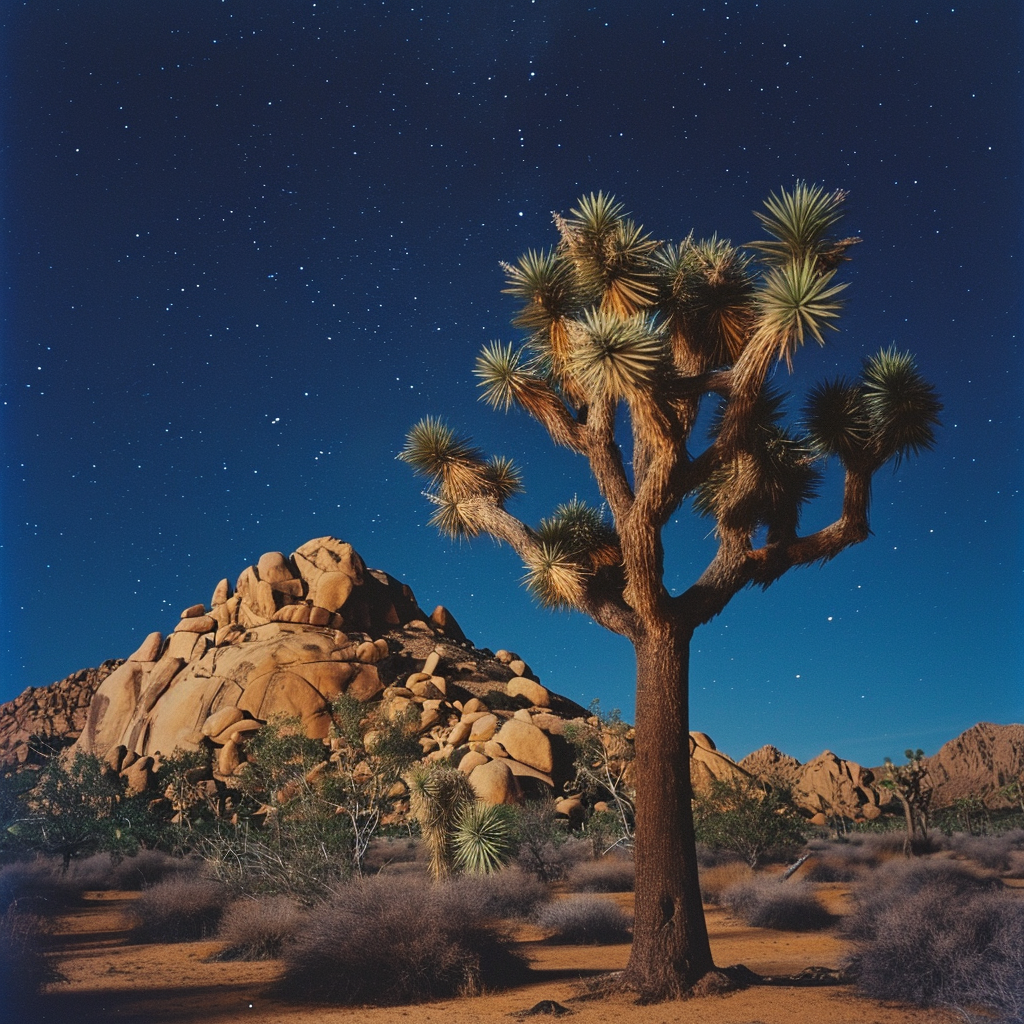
[33,888,951,1024]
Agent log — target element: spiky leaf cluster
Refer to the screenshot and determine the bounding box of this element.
[753,259,847,368]
[523,498,620,609]
[804,348,941,469]
[557,192,659,314]
[861,347,942,465]
[400,417,522,538]
[567,309,667,401]
[407,764,475,881]
[652,235,754,368]
[750,181,848,266]
[697,388,821,536]
[803,377,868,463]
[451,802,514,874]
[502,248,576,335]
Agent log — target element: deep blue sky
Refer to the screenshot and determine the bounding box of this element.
[2,2,1021,766]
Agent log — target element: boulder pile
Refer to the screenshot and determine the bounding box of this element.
[63,537,591,801]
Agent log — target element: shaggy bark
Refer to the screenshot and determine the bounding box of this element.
[621,625,715,997]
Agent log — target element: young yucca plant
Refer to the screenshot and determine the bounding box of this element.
[407,764,475,881]
[452,802,515,875]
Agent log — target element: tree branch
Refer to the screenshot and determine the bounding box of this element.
[583,397,635,522]
[674,466,872,627]
[514,376,588,453]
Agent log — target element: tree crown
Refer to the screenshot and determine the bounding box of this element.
[402,184,941,640]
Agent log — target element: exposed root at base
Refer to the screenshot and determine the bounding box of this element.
[570,968,742,1005]
[721,964,849,987]
[569,964,847,1004]
[508,999,575,1018]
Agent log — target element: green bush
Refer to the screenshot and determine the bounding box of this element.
[692,777,805,867]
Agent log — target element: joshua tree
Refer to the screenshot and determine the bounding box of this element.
[401,184,940,999]
[882,748,933,854]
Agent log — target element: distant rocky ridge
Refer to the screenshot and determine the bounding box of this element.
[924,722,1024,809]
[740,746,886,823]
[0,660,123,767]
[1,536,1020,820]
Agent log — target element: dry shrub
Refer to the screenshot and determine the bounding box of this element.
[361,836,421,874]
[277,875,529,1004]
[721,877,835,931]
[698,860,754,905]
[948,831,1024,874]
[534,895,632,944]
[211,896,303,960]
[566,856,635,893]
[843,858,1024,1018]
[695,843,742,868]
[0,906,64,1013]
[69,850,195,891]
[128,875,227,942]
[514,835,592,882]
[0,860,80,913]
[803,854,859,882]
[450,866,550,919]
[849,831,939,860]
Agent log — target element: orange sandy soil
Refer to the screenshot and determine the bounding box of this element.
[31,887,953,1024]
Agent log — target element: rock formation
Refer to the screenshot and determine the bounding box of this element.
[741,722,1024,820]
[54,538,588,802]
[921,722,1024,809]
[689,732,752,791]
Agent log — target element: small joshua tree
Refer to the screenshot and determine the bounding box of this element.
[882,748,933,854]
[402,184,940,999]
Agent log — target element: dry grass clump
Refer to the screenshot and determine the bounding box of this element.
[69,850,195,890]
[277,875,529,1005]
[210,896,303,961]
[721,877,836,931]
[698,860,754,905]
[447,866,550,920]
[843,858,1023,1018]
[565,856,635,893]
[128,874,227,942]
[534,895,632,944]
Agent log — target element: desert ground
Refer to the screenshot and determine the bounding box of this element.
[28,881,973,1024]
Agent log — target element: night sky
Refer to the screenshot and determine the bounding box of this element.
[2,2,1021,766]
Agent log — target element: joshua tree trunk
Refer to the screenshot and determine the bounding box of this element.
[621,623,715,998]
